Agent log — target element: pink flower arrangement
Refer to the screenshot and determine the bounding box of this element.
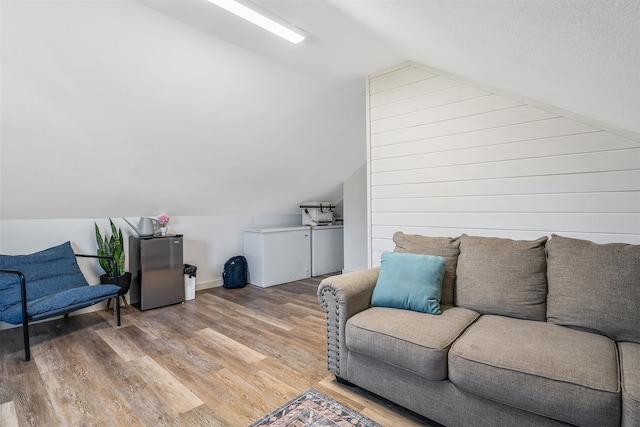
[157,213,170,226]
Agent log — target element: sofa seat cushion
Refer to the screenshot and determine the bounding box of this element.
[346,305,479,381]
[449,315,620,427]
[619,342,640,427]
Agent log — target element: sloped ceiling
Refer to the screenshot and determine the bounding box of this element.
[1,0,638,220]
[330,0,640,134]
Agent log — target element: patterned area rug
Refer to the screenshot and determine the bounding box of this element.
[249,389,384,427]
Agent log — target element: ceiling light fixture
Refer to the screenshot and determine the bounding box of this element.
[207,0,305,44]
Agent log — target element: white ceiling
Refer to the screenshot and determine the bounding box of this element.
[1,0,638,220]
[136,0,403,86]
[140,0,640,133]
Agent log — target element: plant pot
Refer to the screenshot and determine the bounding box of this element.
[100,272,132,296]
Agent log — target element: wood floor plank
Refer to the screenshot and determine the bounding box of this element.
[41,368,109,426]
[32,338,66,375]
[96,326,147,362]
[67,332,146,426]
[212,367,274,418]
[133,355,204,414]
[109,361,181,426]
[156,335,226,375]
[1,273,437,426]
[11,370,59,427]
[253,369,300,401]
[282,302,324,318]
[155,352,232,408]
[254,355,326,391]
[177,403,229,427]
[211,401,258,427]
[0,400,19,427]
[198,293,247,312]
[195,328,267,364]
[78,320,182,425]
[235,307,295,331]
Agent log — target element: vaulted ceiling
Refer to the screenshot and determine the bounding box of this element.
[1,0,638,220]
[139,0,640,132]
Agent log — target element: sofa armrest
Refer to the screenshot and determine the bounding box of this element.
[317,267,380,377]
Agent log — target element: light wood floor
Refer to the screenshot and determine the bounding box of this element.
[0,274,436,426]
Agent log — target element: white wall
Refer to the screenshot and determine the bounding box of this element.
[342,163,368,272]
[0,214,303,284]
[0,0,364,221]
[0,213,303,329]
[367,62,640,265]
[0,0,360,330]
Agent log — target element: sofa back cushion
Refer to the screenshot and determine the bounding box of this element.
[546,234,640,343]
[456,234,548,321]
[0,241,89,312]
[393,232,460,306]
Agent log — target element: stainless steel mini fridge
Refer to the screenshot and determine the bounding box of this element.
[129,235,184,310]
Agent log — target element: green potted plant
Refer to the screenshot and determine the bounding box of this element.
[95,218,131,305]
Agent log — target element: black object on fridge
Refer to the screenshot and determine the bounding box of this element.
[129,235,184,310]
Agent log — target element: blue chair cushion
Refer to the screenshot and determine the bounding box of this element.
[0,241,89,312]
[0,241,120,324]
[0,283,121,324]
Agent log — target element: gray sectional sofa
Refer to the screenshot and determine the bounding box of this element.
[317,232,640,427]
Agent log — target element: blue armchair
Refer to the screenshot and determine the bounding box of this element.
[0,241,122,361]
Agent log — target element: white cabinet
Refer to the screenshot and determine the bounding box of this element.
[243,227,311,287]
[311,225,344,276]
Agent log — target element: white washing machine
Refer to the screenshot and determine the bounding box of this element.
[311,225,344,276]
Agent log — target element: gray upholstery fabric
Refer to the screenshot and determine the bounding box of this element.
[449,315,620,427]
[347,351,571,427]
[317,268,380,377]
[346,305,479,380]
[546,234,640,343]
[318,233,633,426]
[619,342,640,427]
[392,231,460,306]
[455,234,548,321]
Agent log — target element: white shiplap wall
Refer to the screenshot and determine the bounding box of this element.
[367,62,640,266]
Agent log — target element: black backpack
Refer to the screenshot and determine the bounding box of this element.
[223,256,248,288]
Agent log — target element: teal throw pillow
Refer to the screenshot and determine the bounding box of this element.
[371,252,446,314]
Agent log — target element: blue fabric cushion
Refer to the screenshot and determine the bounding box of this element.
[371,252,446,314]
[0,241,89,312]
[0,284,120,324]
[0,241,120,324]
